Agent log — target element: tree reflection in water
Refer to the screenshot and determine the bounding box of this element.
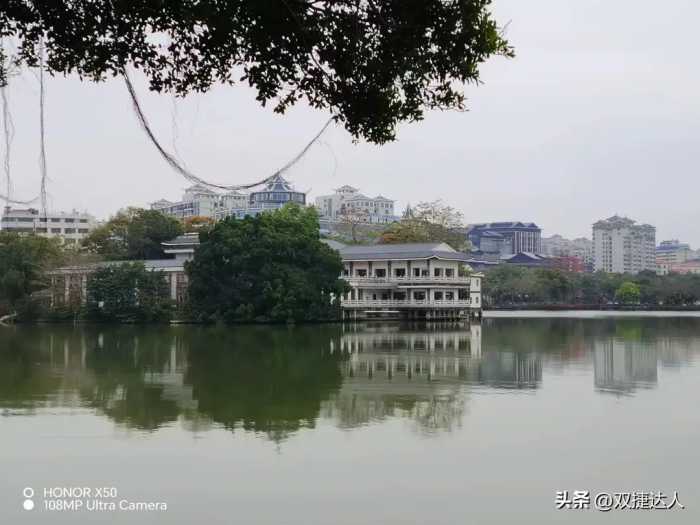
[1,317,699,439]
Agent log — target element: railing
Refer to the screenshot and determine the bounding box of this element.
[341,299,471,308]
[344,275,470,284]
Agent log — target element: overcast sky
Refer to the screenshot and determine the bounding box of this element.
[4,0,699,246]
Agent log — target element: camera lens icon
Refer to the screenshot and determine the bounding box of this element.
[23,488,35,511]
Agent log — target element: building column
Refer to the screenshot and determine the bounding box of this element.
[170,273,178,300]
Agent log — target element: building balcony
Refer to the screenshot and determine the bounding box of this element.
[344,275,470,285]
[341,299,472,309]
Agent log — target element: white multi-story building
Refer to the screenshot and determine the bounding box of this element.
[1,207,97,245]
[315,185,397,224]
[151,184,248,220]
[334,242,483,320]
[592,216,656,274]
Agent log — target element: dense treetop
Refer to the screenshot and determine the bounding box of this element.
[0,0,512,143]
[82,208,184,260]
[187,204,348,323]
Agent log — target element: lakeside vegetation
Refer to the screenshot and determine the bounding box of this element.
[483,266,700,308]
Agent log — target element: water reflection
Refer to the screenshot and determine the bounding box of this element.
[1,317,699,441]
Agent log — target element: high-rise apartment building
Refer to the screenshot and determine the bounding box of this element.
[592,216,656,274]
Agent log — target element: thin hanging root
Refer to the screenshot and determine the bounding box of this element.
[38,38,48,215]
[1,81,39,206]
[123,71,334,191]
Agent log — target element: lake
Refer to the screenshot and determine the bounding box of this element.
[2,314,699,524]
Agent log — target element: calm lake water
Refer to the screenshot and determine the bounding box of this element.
[2,314,699,524]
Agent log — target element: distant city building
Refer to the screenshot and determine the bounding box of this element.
[151,184,247,220]
[592,215,656,274]
[1,206,97,245]
[549,255,586,273]
[541,234,593,270]
[668,259,700,275]
[466,222,542,256]
[315,185,397,224]
[218,174,306,220]
[655,240,693,275]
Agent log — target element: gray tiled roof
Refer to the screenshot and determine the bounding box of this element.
[162,233,200,246]
[337,243,471,262]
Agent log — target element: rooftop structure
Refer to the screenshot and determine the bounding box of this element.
[217,174,306,220]
[1,206,97,245]
[315,185,397,224]
[592,215,656,274]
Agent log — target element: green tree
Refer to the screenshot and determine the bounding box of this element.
[379,200,467,250]
[85,262,172,322]
[1,1,512,143]
[0,232,62,310]
[615,281,641,305]
[187,205,348,323]
[83,208,183,260]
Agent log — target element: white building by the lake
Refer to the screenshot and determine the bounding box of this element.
[334,242,483,320]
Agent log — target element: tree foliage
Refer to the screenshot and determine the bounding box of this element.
[0,232,62,309]
[615,281,641,305]
[0,1,512,143]
[85,262,172,322]
[82,208,183,260]
[187,205,348,323]
[182,215,216,233]
[379,200,466,250]
[483,266,700,307]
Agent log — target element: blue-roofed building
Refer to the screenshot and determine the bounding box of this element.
[466,222,542,256]
[217,174,306,220]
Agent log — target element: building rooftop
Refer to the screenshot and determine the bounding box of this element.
[337,242,471,262]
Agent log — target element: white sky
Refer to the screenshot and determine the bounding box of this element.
[4,0,699,246]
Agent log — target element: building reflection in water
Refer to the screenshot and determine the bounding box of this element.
[321,323,482,433]
[593,339,658,395]
[2,318,700,440]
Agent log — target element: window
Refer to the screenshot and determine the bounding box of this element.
[421,269,429,277]
[394,268,406,278]
[79,219,88,223]
[445,268,454,277]
[434,291,443,300]
[356,269,367,277]
[51,218,61,223]
[375,268,386,278]
[64,218,75,223]
[445,292,455,300]
[414,268,421,277]
[64,228,76,234]
[414,291,426,301]
[78,229,89,234]
[51,228,61,233]
[18,217,34,222]
[434,268,442,277]
[394,292,406,301]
